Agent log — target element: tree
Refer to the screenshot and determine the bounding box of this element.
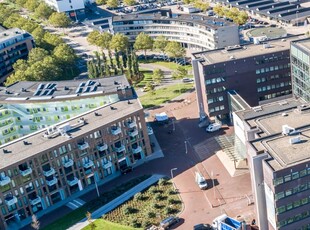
[15,0,27,6]
[97,32,112,50]
[182,0,192,4]
[53,44,77,64]
[145,82,155,94]
[153,35,168,54]
[48,12,71,28]
[134,32,153,57]
[31,26,46,47]
[106,0,118,8]
[87,30,101,46]
[165,41,185,62]
[34,2,54,19]
[152,68,164,84]
[28,48,49,65]
[43,32,64,50]
[124,0,136,6]
[0,6,14,24]
[236,11,248,25]
[194,0,209,13]
[31,214,40,230]
[24,0,39,12]
[110,33,129,52]
[213,5,225,17]
[172,66,188,92]
[86,211,96,230]
[95,0,107,5]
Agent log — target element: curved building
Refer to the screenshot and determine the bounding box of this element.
[92,10,240,51]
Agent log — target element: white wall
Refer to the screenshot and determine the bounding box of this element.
[44,0,85,12]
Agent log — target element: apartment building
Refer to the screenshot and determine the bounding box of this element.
[91,10,240,51]
[0,28,34,84]
[233,98,310,229]
[192,36,297,121]
[44,0,94,19]
[0,76,152,229]
[290,38,310,102]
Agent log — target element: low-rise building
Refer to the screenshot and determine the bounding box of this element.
[0,28,34,84]
[0,76,152,229]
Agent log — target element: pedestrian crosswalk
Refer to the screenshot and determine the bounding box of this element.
[66,198,86,210]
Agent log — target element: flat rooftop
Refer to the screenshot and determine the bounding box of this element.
[236,97,310,170]
[0,98,143,170]
[0,75,130,103]
[111,12,235,29]
[293,38,310,52]
[192,35,301,65]
[0,28,28,43]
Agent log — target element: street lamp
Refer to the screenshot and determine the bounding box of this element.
[170,168,178,190]
[184,140,188,154]
[296,11,299,26]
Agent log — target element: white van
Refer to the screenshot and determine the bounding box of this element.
[206,123,222,132]
[195,172,208,190]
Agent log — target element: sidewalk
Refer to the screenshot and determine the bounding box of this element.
[68,174,165,230]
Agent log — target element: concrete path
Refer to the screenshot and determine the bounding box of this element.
[68,174,165,230]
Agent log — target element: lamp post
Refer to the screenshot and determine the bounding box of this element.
[90,171,100,198]
[184,140,188,154]
[296,11,299,26]
[170,168,178,190]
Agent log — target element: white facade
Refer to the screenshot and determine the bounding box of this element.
[44,0,86,12]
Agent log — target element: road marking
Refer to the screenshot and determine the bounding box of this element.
[66,198,86,210]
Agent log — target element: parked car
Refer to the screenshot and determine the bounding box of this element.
[160,216,180,229]
[120,166,133,174]
[193,223,212,230]
[182,78,194,83]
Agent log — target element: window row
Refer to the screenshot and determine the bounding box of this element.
[257,81,291,92]
[206,86,226,94]
[275,181,310,201]
[209,105,225,113]
[207,96,224,104]
[276,197,309,214]
[273,168,310,186]
[255,64,290,74]
[278,210,310,228]
[259,90,291,101]
[256,72,290,83]
[255,55,289,65]
[206,77,226,85]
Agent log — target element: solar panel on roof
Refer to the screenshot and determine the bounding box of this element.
[47,89,54,95]
[75,87,82,94]
[38,83,44,89]
[79,82,85,88]
[83,86,91,93]
[34,90,41,96]
[92,86,97,92]
[42,90,49,96]
[45,83,51,89]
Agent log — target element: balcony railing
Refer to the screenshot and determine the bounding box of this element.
[97,143,108,152]
[5,196,17,206]
[67,177,79,186]
[20,167,32,177]
[43,168,55,177]
[127,121,137,128]
[111,126,121,135]
[83,160,94,169]
[46,177,58,187]
[30,197,41,206]
[63,159,74,168]
[128,129,138,137]
[132,146,142,154]
[103,161,112,169]
[114,145,125,152]
[78,142,89,150]
[0,176,11,186]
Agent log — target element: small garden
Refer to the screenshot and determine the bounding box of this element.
[83,178,182,230]
[43,175,150,230]
[140,84,194,108]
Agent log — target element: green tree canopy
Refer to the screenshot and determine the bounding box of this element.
[106,0,118,8]
[87,30,101,46]
[153,35,168,54]
[152,68,164,84]
[110,33,129,52]
[134,32,153,56]
[34,2,54,19]
[97,32,112,50]
[53,43,77,64]
[165,41,185,60]
[172,66,188,80]
[0,5,14,24]
[24,0,39,11]
[194,0,209,12]
[48,12,71,28]
[95,0,107,5]
[28,48,49,65]
[31,26,46,47]
[124,0,136,6]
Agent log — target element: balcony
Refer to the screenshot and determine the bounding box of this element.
[128,129,138,137]
[30,197,41,206]
[115,145,125,152]
[103,161,112,169]
[127,120,137,128]
[5,196,17,206]
[97,143,108,152]
[67,177,79,186]
[20,167,32,177]
[132,146,142,154]
[111,126,121,135]
[46,177,58,186]
[0,176,11,186]
[78,142,89,150]
[43,168,55,177]
[83,160,94,169]
[63,159,74,168]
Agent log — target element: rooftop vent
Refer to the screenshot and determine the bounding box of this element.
[23,141,29,145]
[281,113,288,117]
[253,106,262,112]
[64,86,69,90]
[289,136,301,145]
[225,45,242,51]
[296,104,310,113]
[263,43,271,49]
[279,101,288,105]
[282,125,300,136]
[229,55,235,60]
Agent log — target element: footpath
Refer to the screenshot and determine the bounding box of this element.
[68,174,165,230]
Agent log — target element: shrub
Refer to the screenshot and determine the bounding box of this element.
[130,219,141,228]
[165,207,176,215]
[134,192,144,201]
[168,198,181,205]
[158,178,168,186]
[147,211,156,218]
[142,220,152,228]
[123,205,138,215]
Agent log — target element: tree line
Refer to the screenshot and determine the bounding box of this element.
[0,3,77,85]
[213,5,248,25]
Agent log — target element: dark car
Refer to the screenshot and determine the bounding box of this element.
[120,166,133,174]
[160,216,179,229]
[193,223,212,230]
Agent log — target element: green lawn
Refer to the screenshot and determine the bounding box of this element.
[135,69,153,87]
[83,219,141,230]
[140,83,194,108]
[42,175,150,230]
[139,60,192,72]
[84,178,182,229]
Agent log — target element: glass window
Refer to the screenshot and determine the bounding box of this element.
[285,189,292,196]
[277,206,286,214]
[292,172,299,180]
[284,174,291,182]
[286,203,293,210]
[274,177,283,186]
